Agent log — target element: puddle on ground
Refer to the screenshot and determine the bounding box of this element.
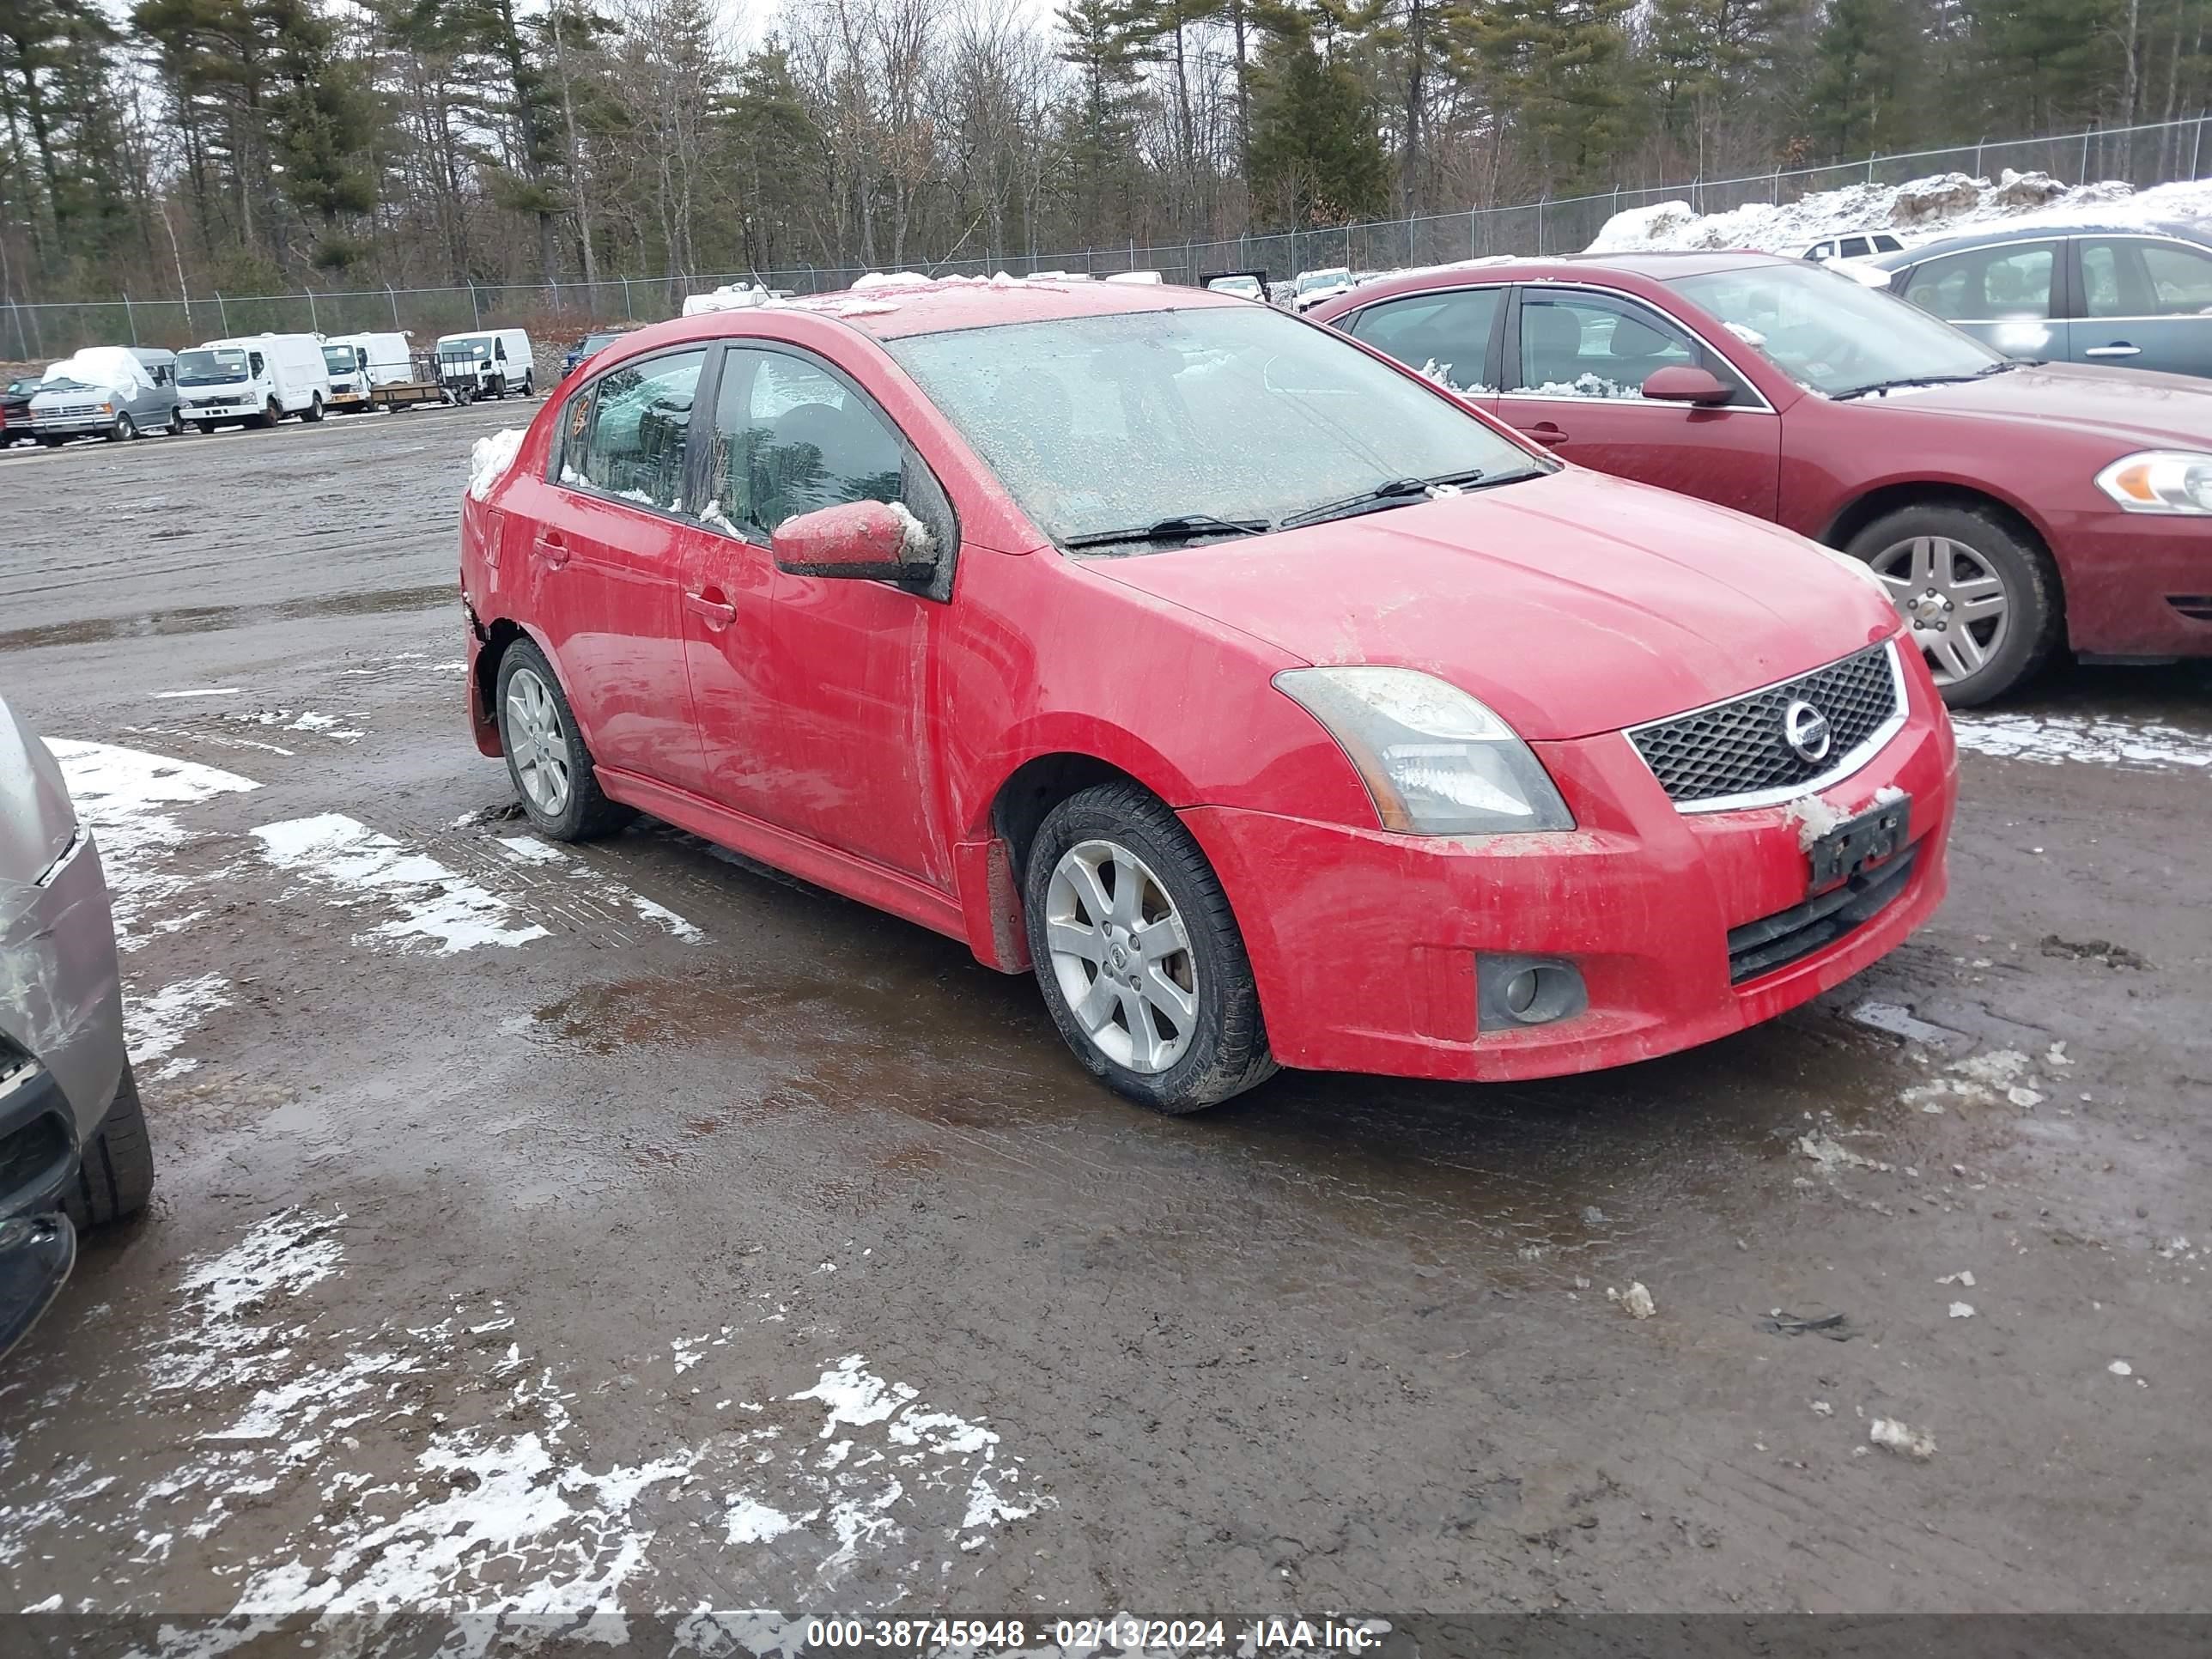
[0,583,459,650]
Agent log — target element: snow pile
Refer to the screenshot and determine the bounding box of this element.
[1588,168,2212,256]
[682,281,772,315]
[466,426,526,501]
[40,345,153,395]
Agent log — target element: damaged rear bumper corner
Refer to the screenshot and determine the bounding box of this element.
[0,829,127,1143]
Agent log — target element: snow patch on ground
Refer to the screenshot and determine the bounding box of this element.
[1951,711,2212,771]
[467,428,527,501]
[252,813,549,954]
[1588,169,2212,256]
[490,836,702,942]
[124,973,232,1066]
[225,709,364,743]
[45,741,259,949]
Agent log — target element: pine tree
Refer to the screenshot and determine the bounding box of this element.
[1249,3,1389,224]
[1806,0,1920,156]
[1452,0,1641,195]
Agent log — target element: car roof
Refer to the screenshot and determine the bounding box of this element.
[672,276,1248,343]
[1869,219,2212,267]
[1315,249,1793,313]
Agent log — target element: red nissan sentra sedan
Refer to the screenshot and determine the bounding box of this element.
[1311,252,2212,706]
[459,277,1956,1113]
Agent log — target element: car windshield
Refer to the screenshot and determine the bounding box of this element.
[1669,262,2002,397]
[178,348,247,386]
[445,337,492,360]
[322,347,357,374]
[886,305,1547,551]
[1297,270,1348,294]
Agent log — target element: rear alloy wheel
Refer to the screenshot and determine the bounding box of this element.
[1847,502,2059,707]
[495,639,635,842]
[1024,782,1275,1113]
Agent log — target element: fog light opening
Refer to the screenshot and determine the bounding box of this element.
[1477,955,1588,1030]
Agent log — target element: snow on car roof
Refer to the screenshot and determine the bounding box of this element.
[761,271,1247,339]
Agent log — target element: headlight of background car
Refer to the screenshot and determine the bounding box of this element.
[1273,666,1574,836]
[2094,450,2212,514]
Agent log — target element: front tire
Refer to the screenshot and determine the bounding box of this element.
[60,1062,155,1229]
[196,420,216,435]
[494,639,635,841]
[1024,782,1276,1113]
[1846,502,2060,707]
[106,413,135,442]
[258,401,280,429]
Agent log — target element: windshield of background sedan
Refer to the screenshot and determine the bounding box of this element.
[177,348,248,387]
[1669,263,2002,397]
[886,307,1546,551]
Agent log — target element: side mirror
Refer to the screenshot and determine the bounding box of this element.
[1642,365,1733,406]
[770,499,932,581]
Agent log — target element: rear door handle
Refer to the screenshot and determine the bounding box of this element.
[2085,343,2142,358]
[532,531,570,568]
[684,590,738,629]
[1521,422,1570,447]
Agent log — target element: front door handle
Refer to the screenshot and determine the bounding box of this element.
[684,590,738,629]
[1522,422,1571,447]
[2085,343,2142,358]
[532,531,570,568]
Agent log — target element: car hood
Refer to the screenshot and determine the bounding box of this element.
[0,694,76,886]
[1082,469,1899,740]
[1844,361,2212,447]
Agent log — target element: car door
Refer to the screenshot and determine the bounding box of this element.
[1337,285,1506,404]
[1493,286,1779,518]
[1895,239,2061,358]
[684,342,956,887]
[2066,234,2212,379]
[519,346,708,793]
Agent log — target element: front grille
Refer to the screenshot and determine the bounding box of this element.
[2167,594,2212,623]
[50,402,100,418]
[1728,844,1917,983]
[1630,644,1899,807]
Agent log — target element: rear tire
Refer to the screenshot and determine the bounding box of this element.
[1024,781,1276,1113]
[167,407,185,435]
[494,638,635,842]
[1844,501,2060,708]
[60,1062,155,1229]
[301,394,325,423]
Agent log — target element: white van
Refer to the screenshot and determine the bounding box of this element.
[175,333,334,430]
[322,331,413,410]
[434,329,536,400]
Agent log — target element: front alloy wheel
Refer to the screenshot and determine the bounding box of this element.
[1045,839,1199,1074]
[1869,534,2009,687]
[503,663,573,820]
[1845,501,2057,707]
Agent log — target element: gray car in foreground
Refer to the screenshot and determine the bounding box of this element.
[0,694,152,1356]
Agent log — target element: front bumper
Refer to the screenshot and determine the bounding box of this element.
[185,404,261,422]
[32,415,114,435]
[1182,668,1956,1083]
[0,830,126,1141]
[2051,508,2212,656]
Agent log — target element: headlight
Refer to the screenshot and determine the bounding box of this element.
[1273,666,1574,836]
[2095,450,2212,514]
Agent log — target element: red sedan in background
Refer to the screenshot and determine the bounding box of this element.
[462,279,1954,1112]
[1313,252,2212,705]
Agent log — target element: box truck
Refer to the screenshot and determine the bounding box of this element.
[321,332,413,411]
[175,333,333,430]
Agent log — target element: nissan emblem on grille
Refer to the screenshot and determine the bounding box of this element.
[1627,644,1899,806]
[1783,699,1832,763]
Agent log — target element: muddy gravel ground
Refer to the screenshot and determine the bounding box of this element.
[0,405,2207,1630]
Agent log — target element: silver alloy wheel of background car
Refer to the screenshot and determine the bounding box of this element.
[503,665,573,818]
[1868,533,2011,687]
[1044,838,1199,1074]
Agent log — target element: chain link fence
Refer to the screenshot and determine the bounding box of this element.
[8,115,2208,362]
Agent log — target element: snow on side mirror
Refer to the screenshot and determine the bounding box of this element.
[770,499,936,581]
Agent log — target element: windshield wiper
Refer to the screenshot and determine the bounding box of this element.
[1060,514,1270,550]
[1279,467,1495,531]
[1831,372,1994,401]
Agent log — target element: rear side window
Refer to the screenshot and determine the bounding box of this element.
[570,349,705,513]
[1901,242,2055,320]
[1346,288,1504,392]
[1839,237,1870,258]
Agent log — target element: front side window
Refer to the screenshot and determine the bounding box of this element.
[574,349,705,512]
[1347,288,1504,393]
[1901,242,2055,321]
[2079,236,2212,318]
[249,353,265,377]
[702,349,907,537]
[1670,261,2001,397]
[1513,293,1698,399]
[886,304,1544,551]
